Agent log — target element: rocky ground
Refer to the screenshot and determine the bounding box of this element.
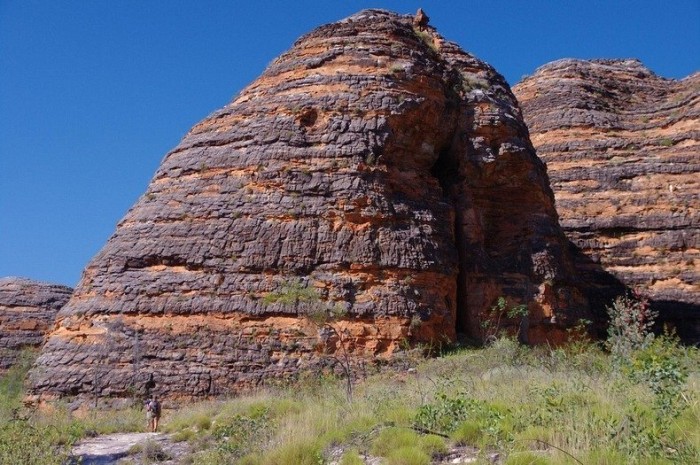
[70,432,497,465]
[70,432,189,465]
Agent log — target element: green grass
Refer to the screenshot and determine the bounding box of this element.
[1,337,698,465]
[340,449,364,465]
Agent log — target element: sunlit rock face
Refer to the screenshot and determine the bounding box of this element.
[30,10,588,402]
[0,277,72,371]
[514,59,699,342]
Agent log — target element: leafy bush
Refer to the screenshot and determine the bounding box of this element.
[606,291,657,360]
[627,335,689,416]
[415,392,508,447]
[480,297,528,343]
[212,411,271,457]
[414,392,471,434]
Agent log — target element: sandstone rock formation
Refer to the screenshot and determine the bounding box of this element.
[0,277,72,371]
[30,10,589,402]
[513,59,699,340]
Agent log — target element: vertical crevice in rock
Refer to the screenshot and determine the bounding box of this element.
[429,148,468,335]
[430,148,459,198]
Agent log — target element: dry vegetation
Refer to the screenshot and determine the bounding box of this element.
[1,298,698,464]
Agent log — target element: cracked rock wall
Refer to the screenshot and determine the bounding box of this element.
[31,10,589,401]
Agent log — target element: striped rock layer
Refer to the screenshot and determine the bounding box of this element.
[514,59,699,341]
[0,277,72,371]
[30,10,589,401]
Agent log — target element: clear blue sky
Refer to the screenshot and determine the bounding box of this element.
[1,0,698,287]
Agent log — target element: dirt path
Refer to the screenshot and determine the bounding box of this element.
[70,432,189,465]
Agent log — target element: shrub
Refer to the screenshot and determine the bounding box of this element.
[415,392,508,445]
[627,335,688,417]
[606,291,657,360]
[0,421,70,465]
[212,411,271,457]
[480,297,528,344]
[414,392,471,434]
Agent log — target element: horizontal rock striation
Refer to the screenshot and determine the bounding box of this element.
[514,59,699,340]
[0,277,72,371]
[31,9,589,402]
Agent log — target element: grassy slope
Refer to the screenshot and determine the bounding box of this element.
[1,338,698,465]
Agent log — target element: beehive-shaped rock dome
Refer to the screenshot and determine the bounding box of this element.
[31,10,589,401]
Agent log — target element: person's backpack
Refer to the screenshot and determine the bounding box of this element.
[149,399,161,416]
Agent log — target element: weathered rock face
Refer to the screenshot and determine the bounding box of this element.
[0,277,72,371]
[30,10,589,401]
[513,59,699,340]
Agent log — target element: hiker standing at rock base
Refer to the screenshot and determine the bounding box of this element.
[145,395,161,432]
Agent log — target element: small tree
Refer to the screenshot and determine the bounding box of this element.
[605,290,657,361]
[263,279,356,402]
[308,304,355,403]
[479,297,528,345]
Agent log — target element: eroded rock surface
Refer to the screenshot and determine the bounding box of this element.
[514,59,699,339]
[31,10,589,402]
[0,277,72,370]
